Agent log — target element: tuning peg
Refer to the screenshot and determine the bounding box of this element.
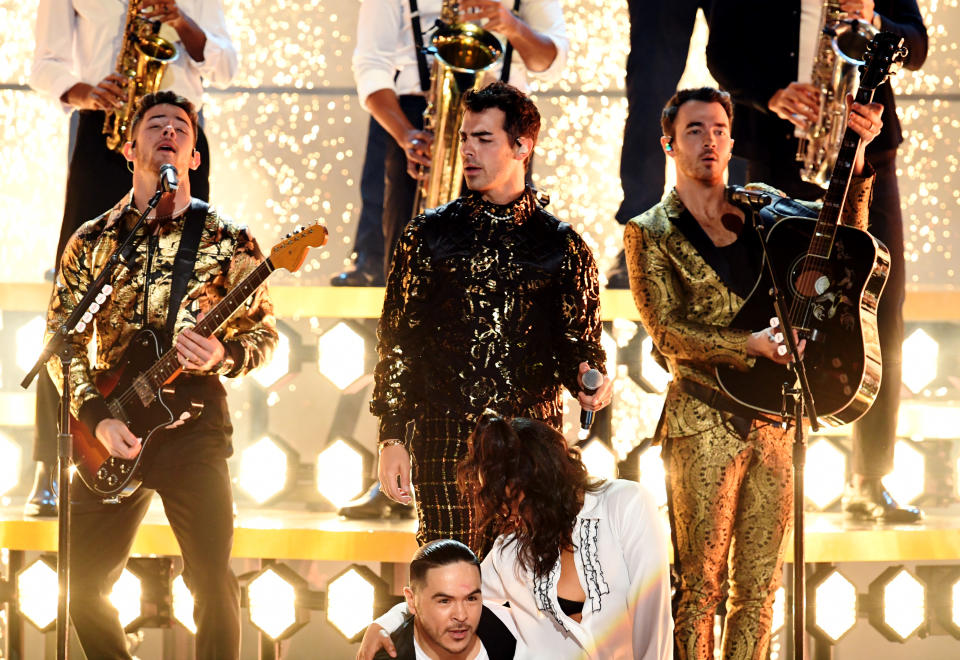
[76,321,86,333]
[95,292,106,304]
[773,332,784,343]
[777,345,788,356]
[89,302,100,314]
[769,317,780,328]
[102,284,113,295]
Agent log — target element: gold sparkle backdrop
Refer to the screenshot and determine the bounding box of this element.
[0,1,957,288]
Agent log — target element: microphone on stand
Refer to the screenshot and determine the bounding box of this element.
[158,164,179,193]
[579,368,604,431]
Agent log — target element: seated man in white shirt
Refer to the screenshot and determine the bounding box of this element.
[369,539,521,660]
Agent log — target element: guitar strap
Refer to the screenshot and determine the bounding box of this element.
[165,199,208,339]
[408,0,431,92]
[499,0,522,82]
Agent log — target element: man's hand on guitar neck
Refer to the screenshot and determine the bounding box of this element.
[175,319,225,373]
[95,419,142,460]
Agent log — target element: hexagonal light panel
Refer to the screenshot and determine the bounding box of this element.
[247,565,307,640]
[238,436,296,505]
[109,568,143,629]
[805,438,847,510]
[17,557,58,630]
[316,439,366,507]
[636,444,667,509]
[252,328,293,389]
[771,586,786,635]
[327,566,378,641]
[580,439,617,481]
[15,315,46,374]
[901,328,938,394]
[869,566,926,642]
[317,322,365,390]
[172,574,197,634]
[884,441,925,506]
[0,430,22,497]
[812,570,858,642]
[640,336,671,393]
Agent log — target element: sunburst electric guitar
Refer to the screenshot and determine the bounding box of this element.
[71,223,328,499]
[715,32,906,426]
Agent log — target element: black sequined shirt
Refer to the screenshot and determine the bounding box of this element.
[371,187,607,442]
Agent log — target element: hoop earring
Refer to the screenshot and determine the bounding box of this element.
[126,160,134,174]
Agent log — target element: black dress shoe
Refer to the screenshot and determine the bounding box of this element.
[842,478,923,524]
[24,461,58,517]
[605,249,630,290]
[338,483,414,520]
[330,261,385,287]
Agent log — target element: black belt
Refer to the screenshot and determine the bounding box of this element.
[677,378,780,432]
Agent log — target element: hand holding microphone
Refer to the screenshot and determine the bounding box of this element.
[578,363,612,431]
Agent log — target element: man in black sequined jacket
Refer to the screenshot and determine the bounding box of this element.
[370,82,611,555]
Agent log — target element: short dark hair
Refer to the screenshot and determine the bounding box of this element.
[660,87,733,139]
[462,81,540,163]
[129,90,199,146]
[409,540,481,592]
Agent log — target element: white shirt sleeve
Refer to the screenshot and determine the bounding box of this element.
[610,482,674,660]
[517,0,569,83]
[372,600,409,633]
[185,0,238,87]
[480,542,510,604]
[353,0,407,108]
[30,0,83,111]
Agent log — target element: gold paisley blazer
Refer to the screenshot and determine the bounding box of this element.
[624,178,873,439]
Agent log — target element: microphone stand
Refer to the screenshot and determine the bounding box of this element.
[21,187,167,660]
[744,205,820,660]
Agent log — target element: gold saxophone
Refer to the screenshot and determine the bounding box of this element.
[796,0,878,188]
[412,0,503,216]
[103,0,179,152]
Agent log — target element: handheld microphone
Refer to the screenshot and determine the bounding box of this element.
[579,368,604,431]
[158,164,179,193]
[726,185,772,210]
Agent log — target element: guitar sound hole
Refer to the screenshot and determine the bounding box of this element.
[790,257,831,299]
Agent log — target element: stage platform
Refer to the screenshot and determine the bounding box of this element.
[2,502,959,565]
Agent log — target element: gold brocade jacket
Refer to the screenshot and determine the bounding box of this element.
[624,178,873,439]
[46,192,278,432]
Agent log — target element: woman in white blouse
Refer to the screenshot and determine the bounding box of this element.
[359,413,672,660]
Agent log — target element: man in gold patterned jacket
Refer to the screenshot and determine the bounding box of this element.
[624,87,883,660]
[45,91,277,659]
[371,83,612,557]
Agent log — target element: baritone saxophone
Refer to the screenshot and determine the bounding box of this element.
[413,0,503,217]
[103,0,179,152]
[796,0,878,188]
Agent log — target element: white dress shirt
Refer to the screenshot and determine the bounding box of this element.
[353,0,569,108]
[30,0,238,112]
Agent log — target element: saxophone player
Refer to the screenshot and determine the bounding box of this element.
[330,0,568,289]
[26,0,237,517]
[705,0,928,523]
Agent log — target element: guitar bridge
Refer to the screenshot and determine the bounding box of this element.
[133,374,156,406]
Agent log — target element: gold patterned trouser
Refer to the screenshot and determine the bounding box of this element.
[664,418,793,660]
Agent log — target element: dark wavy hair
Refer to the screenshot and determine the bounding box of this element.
[456,413,603,579]
[660,86,733,139]
[129,90,200,146]
[462,81,540,166]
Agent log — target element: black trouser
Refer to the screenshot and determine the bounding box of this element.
[35,110,211,464]
[747,150,904,478]
[617,0,713,224]
[382,95,427,280]
[70,419,239,659]
[350,114,389,270]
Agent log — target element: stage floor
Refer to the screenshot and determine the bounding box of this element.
[2,500,959,565]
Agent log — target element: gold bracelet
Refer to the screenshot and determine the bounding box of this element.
[378,439,406,453]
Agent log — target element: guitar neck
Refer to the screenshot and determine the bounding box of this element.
[808,83,878,260]
[141,258,276,389]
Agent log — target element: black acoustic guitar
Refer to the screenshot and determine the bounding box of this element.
[716,32,907,426]
[71,223,328,499]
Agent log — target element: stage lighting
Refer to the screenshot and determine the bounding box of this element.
[580,438,617,480]
[916,565,960,640]
[804,437,847,510]
[172,574,197,634]
[640,336,670,393]
[610,366,665,458]
[16,556,57,631]
[0,430,21,497]
[316,322,365,390]
[15,315,45,374]
[252,321,299,389]
[247,564,308,640]
[901,328,938,394]
[809,568,858,643]
[635,444,667,509]
[237,435,299,505]
[315,438,368,507]
[771,586,785,634]
[109,568,143,629]
[884,440,925,507]
[601,330,617,369]
[868,566,926,642]
[327,565,387,642]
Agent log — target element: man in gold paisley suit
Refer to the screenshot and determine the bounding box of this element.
[624,87,884,660]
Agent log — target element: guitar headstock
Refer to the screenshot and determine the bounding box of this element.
[269,223,329,273]
[859,32,908,92]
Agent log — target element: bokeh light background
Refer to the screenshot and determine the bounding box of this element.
[1,1,957,289]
